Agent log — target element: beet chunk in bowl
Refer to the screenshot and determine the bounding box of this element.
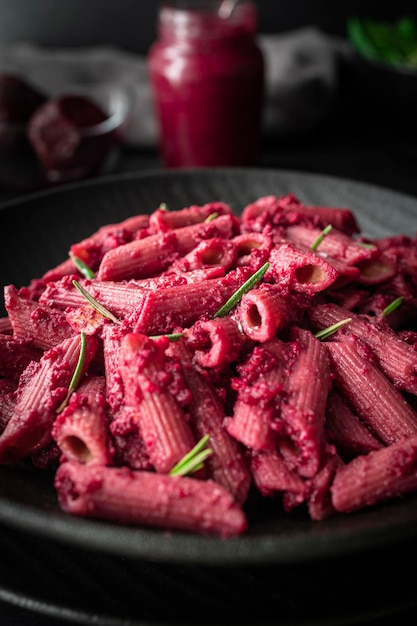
[28,90,129,183]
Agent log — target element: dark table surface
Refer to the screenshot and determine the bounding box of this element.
[1,108,417,625]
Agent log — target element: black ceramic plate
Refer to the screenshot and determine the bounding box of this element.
[1,167,417,566]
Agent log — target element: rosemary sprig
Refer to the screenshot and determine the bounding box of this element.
[72,280,122,325]
[381,296,404,318]
[56,331,87,414]
[70,253,95,279]
[315,318,352,340]
[169,434,213,477]
[311,225,332,252]
[213,261,270,318]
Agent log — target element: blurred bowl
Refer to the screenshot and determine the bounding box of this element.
[0,80,132,192]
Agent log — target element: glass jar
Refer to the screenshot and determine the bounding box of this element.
[147,1,265,167]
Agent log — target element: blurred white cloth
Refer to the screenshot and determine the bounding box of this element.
[0,28,341,146]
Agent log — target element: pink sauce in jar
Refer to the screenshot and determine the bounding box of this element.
[147,1,265,167]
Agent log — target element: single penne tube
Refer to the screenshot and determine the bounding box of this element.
[96,214,238,281]
[0,333,98,462]
[325,336,417,445]
[310,303,417,395]
[325,390,384,458]
[129,268,252,335]
[168,339,252,505]
[330,434,417,513]
[355,253,397,285]
[238,284,299,342]
[241,194,360,235]
[279,327,331,478]
[69,213,150,270]
[52,375,114,466]
[186,317,245,368]
[40,277,150,319]
[119,333,195,474]
[225,399,276,451]
[54,461,247,537]
[4,285,74,350]
[285,223,377,265]
[149,201,232,232]
[266,243,338,295]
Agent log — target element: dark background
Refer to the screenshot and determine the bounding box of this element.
[0,0,416,53]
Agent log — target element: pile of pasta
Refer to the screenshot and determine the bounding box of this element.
[1,193,417,538]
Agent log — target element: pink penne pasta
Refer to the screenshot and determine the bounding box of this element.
[96,214,238,281]
[238,284,300,342]
[355,253,397,285]
[305,444,341,521]
[186,317,245,368]
[119,333,195,473]
[69,213,151,270]
[241,194,360,235]
[325,390,384,459]
[149,201,232,232]
[285,223,377,266]
[129,267,252,335]
[4,285,74,349]
[232,232,272,267]
[331,434,417,513]
[265,243,338,295]
[226,339,292,451]
[168,339,252,505]
[55,461,247,537]
[325,336,417,445]
[309,302,417,395]
[249,449,306,499]
[0,317,12,334]
[168,237,238,273]
[0,333,98,462]
[278,327,331,478]
[109,406,153,470]
[52,375,114,465]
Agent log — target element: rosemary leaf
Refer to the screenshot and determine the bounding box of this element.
[204,212,219,223]
[70,253,95,279]
[56,331,87,414]
[310,225,333,252]
[315,317,352,340]
[149,332,183,341]
[213,261,270,318]
[72,280,122,325]
[381,296,404,318]
[169,434,213,477]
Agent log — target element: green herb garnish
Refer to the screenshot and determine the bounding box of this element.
[56,331,87,413]
[70,254,95,279]
[169,434,213,477]
[204,212,219,223]
[72,280,122,325]
[381,296,404,318]
[310,225,333,252]
[149,332,183,342]
[159,202,169,211]
[315,318,352,340]
[214,261,270,318]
